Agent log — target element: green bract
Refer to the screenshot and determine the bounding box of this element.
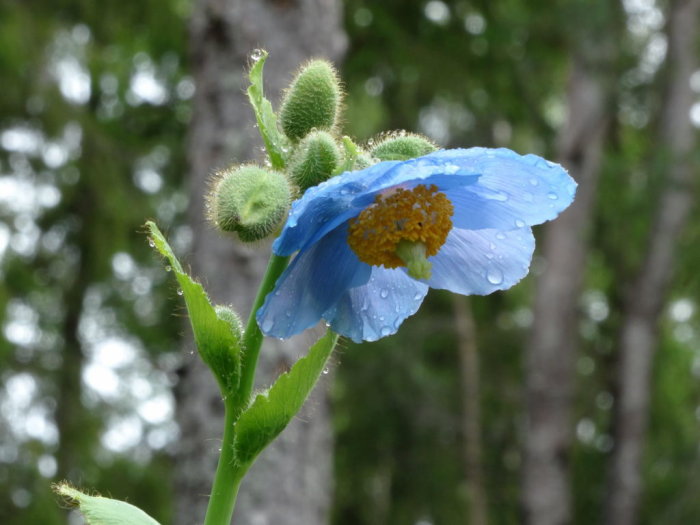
[280,60,341,141]
[210,165,291,242]
[370,133,437,161]
[289,130,340,190]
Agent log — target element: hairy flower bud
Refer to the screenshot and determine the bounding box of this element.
[214,305,244,339]
[289,131,340,190]
[370,133,437,161]
[209,165,291,242]
[280,60,342,141]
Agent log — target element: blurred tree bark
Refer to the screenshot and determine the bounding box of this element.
[452,296,488,525]
[522,6,620,523]
[604,1,700,524]
[174,2,346,524]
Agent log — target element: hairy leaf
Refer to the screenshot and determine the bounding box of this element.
[54,484,161,525]
[247,50,287,170]
[146,221,242,397]
[233,330,338,465]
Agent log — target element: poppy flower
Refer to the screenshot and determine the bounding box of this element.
[257,148,576,342]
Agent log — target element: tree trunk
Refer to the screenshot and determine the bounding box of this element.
[452,296,488,525]
[174,2,346,524]
[522,44,614,525]
[604,2,699,524]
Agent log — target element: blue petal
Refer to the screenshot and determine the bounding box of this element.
[273,155,481,256]
[428,148,576,230]
[257,224,371,339]
[323,267,429,343]
[427,226,535,295]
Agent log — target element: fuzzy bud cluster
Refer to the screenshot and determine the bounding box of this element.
[370,133,437,161]
[209,165,291,242]
[288,130,341,191]
[280,60,342,142]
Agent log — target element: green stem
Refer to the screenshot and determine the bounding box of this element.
[202,253,289,525]
[238,253,290,405]
[202,399,244,525]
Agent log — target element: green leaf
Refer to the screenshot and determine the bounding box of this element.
[247,50,288,170]
[54,483,161,525]
[233,330,338,465]
[146,221,242,397]
[333,136,360,175]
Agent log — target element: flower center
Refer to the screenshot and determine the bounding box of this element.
[347,184,454,278]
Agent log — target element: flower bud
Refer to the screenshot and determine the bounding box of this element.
[280,60,342,141]
[289,131,340,190]
[215,305,244,339]
[354,150,375,170]
[370,132,437,161]
[209,165,291,242]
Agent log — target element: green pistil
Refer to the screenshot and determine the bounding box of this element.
[395,240,432,280]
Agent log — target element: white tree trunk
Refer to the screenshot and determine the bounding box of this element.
[604,2,699,524]
[174,2,346,524]
[522,47,613,525]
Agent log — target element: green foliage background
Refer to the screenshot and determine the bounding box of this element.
[0,0,698,524]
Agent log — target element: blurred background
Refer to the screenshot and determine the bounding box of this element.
[0,1,698,524]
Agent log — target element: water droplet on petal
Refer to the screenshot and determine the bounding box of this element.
[515,219,525,227]
[486,268,504,285]
[547,192,559,200]
[380,326,392,337]
[261,319,274,332]
[529,177,539,186]
[495,232,506,240]
[250,48,264,61]
[487,191,508,201]
[489,242,496,250]
[413,292,423,300]
[380,288,389,299]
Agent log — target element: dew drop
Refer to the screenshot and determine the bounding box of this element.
[486,268,504,285]
[515,219,525,227]
[487,191,508,201]
[380,288,389,299]
[148,240,155,248]
[529,177,539,186]
[165,265,172,272]
[495,232,506,240]
[380,326,392,337]
[261,319,274,332]
[322,367,330,375]
[176,288,183,295]
[367,138,375,146]
[489,242,496,250]
[250,48,264,62]
[547,192,559,200]
[523,192,534,202]
[413,292,423,300]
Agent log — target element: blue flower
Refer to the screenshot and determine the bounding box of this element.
[257,148,576,343]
